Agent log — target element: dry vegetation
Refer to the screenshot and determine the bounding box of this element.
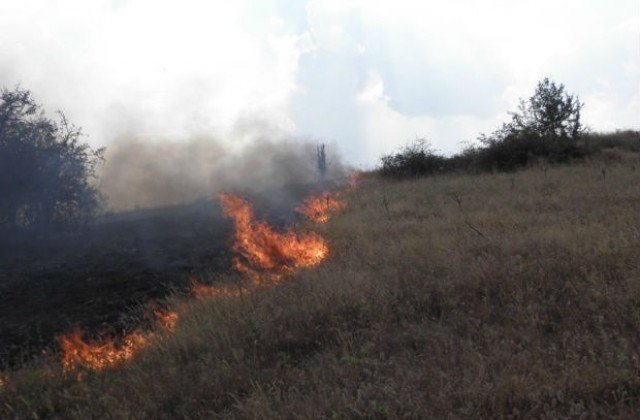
[1,154,640,419]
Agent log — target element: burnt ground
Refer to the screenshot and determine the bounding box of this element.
[0,199,234,367]
[0,184,321,368]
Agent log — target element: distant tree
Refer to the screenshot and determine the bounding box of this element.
[0,87,105,232]
[479,77,586,170]
[316,143,327,184]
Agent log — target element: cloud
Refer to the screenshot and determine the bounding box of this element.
[0,0,310,142]
[1,0,638,173]
[294,0,640,165]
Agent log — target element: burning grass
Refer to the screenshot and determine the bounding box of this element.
[57,328,149,373]
[219,193,329,275]
[293,171,361,224]
[56,307,179,373]
[1,160,639,418]
[295,191,346,223]
[35,187,339,380]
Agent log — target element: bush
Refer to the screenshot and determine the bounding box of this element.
[378,79,637,179]
[379,139,447,179]
[0,87,105,233]
[583,130,640,153]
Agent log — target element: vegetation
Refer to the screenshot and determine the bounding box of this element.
[1,79,638,418]
[381,77,603,178]
[476,77,586,171]
[1,153,638,418]
[0,87,104,233]
[380,138,447,178]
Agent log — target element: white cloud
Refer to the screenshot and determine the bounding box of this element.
[296,0,640,165]
[0,0,309,145]
[0,0,638,169]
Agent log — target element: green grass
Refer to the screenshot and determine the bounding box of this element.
[1,154,639,419]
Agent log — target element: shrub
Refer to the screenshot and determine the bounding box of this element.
[0,87,105,233]
[379,139,447,179]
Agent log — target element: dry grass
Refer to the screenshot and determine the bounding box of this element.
[1,156,639,419]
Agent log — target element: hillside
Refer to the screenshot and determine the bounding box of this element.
[1,154,639,418]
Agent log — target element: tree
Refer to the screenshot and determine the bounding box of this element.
[316,143,327,184]
[0,87,105,232]
[511,77,584,152]
[479,77,586,170]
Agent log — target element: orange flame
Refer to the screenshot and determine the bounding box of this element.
[295,171,361,223]
[57,307,178,372]
[57,328,148,372]
[190,278,242,299]
[219,193,328,275]
[152,307,179,333]
[295,191,345,223]
[53,181,362,374]
[348,170,362,191]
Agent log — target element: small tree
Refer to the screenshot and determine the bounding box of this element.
[479,77,586,170]
[0,87,105,232]
[316,143,327,184]
[511,77,584,152]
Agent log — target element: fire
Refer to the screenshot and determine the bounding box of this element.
[295,191,345,223]
[219,193,329,275]
[295,171,361,223]
[57,328,148,372]
[348,170,362,191]
[57,306,178,373]
[152,307,179,333]
[52,177,361,375]
[190,278,242,299]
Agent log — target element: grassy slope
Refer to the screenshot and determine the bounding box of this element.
[2,156,640,419]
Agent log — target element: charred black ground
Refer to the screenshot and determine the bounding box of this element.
[0,184,321,368]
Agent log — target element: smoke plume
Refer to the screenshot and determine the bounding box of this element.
[99,129,350,212]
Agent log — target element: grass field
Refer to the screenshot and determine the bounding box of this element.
[1,153,639,418]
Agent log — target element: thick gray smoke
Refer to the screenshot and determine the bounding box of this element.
[99,131,351,212]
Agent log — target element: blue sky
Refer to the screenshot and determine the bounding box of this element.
[1,0,638,168]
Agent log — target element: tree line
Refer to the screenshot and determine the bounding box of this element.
[380,77,639,179]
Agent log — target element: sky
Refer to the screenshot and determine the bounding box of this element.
[1,0,639,168]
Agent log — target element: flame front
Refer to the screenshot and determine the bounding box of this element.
[190,278,242,299]
[57,308,178,373]
[57,329,148,373]
[152,307,179,333]
[295,191,345,223]
[219,193,329,274]
[348,170,362,191]
[295,171,360,223]
[54,177,361,374]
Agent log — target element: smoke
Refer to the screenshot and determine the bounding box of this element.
[99,126,351,212]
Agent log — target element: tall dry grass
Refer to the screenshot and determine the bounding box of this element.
[1,156,639,418]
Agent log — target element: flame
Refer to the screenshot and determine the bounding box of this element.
[295,171,361,223]
[57,328,148,373]
[295,191,345,223]
[190,278,242,299]
[219,193,329,275]
[52,178,361,375]
[57,307,178,372]
[152,307,179,333]
[348,170,362,191]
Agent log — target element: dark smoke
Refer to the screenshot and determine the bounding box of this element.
[99,131,351,212]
